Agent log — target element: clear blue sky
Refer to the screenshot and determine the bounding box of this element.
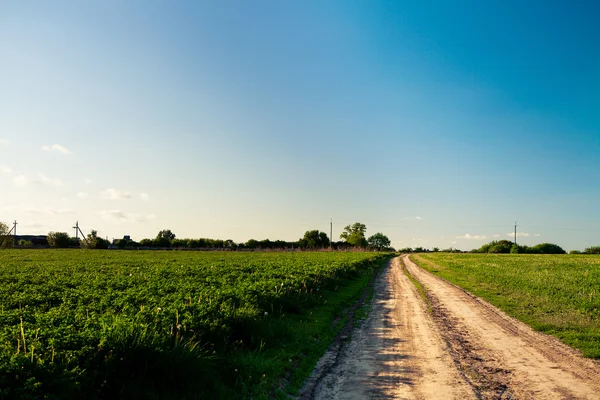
[1,1,599,250]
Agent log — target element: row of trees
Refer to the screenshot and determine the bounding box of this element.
[473,240,566,254]
[0,221,394,251]
[569,246,600,254]
[129,223,394,251]
[46,230,111,249]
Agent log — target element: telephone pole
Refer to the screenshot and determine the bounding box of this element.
[13,220,17,248]
[330,218,333,249]
[514,221,517,245]
[73,221,89,246]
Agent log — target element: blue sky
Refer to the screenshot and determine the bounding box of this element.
[1,1,598,250]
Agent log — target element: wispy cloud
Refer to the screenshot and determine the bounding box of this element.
[456,233,488,240]
[493,234,500,237]
[507,232,531,238]
[140,193,150,201]
[534,233,541,237]
[13,175,30,187]
[42,144,72,155]
[0,165,12,175]
[101,210,155,223]
[25,207,73,215]
[39,173,63,187]
[13,173,63,187]
[76,192,90,199]
[102,188,132,200]
[0,139,9,146]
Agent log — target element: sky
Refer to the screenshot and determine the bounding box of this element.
[1,0,599,251]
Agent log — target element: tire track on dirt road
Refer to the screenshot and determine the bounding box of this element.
[300,257,476,399]
[301,255,600,399]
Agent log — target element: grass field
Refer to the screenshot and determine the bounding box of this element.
[412,253,600,359]
[0,250,391,399]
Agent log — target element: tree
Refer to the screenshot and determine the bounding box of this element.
[478,240,513,254]
[155,229,176,247]
[299,230,330,249]
[0,221,13,248]
[18,239,33,248]
[47,232,71,248]
[139,238,154,247]
[584,246,600,254]
[367,232,391,251]
[340,222,367,247]
[82,230,110,249]
[530,243,565,254]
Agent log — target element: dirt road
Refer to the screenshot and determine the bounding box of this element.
[299,255,600,399]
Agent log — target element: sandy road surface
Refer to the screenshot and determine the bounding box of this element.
[300,256,600,399]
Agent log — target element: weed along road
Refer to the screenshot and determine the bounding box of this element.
[301,256,600,399]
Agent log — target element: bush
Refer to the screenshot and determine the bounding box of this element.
[584,246,600,254]
[48,232,72,248]
[530,243,566,254]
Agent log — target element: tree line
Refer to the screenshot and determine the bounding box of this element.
[0,221,394,251]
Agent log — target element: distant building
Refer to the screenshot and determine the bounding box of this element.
[111,235,132,247]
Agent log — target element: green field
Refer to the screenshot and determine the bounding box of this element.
[0,250,390,399]
[412,253,600,358]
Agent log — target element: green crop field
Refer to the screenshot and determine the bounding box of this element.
[412,253,600,359]
[0,250,391,400]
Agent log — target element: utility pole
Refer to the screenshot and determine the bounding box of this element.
[330,218,333,249]
[514,221,517,245]
[13,220,17,248]
[73,221,90,247]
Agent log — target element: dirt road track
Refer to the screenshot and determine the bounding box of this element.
[300,255,600,399]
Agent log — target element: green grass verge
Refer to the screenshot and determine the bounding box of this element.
[412,253,600,358]
[399,257,430,309]
[273,254,391,398]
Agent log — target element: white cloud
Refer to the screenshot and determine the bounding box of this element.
[534,233,541,237]
[13,173,63,187]
[39,173,63,187]
[0,139,9,146]
[493,234,500,237]
[507,232,531,238]
[84,178,92,185]
[140,192,150,201]
[102,188,132,200]
[101,210,155,223]
[13,175,30,187]
[42,144,72,155]
[456,233,488,240]
[76,192,90,199]
[0,165,12,175]
[25,207,73,215]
